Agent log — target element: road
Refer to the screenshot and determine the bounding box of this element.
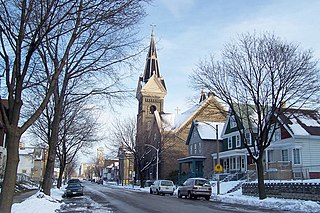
[57,181,286,213]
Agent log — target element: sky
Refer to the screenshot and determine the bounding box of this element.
[11,180,320,212]
[133,0,320,114]
[94,0,320,158]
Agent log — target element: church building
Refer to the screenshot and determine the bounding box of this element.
[136,31,226,182]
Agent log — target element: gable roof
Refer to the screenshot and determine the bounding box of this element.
[196,121,225,140]
[140,72,167,96]
[279,108,320,136]
[186,121,225,145]
[159,96,216,132]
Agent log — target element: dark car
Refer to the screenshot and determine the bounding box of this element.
[177,178,211,200]
[64,183,84,197]
[67,178,81,184]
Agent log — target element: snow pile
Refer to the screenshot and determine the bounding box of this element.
[211,180,320,213]
[12,189,64,213]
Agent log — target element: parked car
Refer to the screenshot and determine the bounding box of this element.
[64,183,84,197]
[150,180,175,195]
[67,178,81,184]
[177,178,211,200]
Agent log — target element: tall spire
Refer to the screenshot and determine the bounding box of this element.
[142,30,161,83]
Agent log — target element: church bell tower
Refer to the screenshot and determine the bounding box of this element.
[136,30,167,129]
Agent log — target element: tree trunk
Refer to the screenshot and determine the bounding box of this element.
[42,114,60,194]
[42,142,56,195]
[0,132,21,213]
[57,162,66,189]
[256,157,267,199]
[42,86,62,195]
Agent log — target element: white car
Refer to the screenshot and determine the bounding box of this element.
[149,180,175,195]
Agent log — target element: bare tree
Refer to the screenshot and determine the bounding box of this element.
[110,117,155,187]
[191,33,320,199]
[32,0,148,195]
[0,0,149,210]
[64,158,79,181]
[29,99,99,188]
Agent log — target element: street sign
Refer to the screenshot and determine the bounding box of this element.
[214,164,223,173]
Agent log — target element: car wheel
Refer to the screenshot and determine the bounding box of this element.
[150,189,153,194]
[170,193,173,196]
[187,191,192,199]
[178,191,182,198]
[205,196,210,201]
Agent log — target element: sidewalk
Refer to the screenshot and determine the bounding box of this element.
[13,189,39,204]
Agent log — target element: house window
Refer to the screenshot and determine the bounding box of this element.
[228,137,232,149]
[236,135,241,147]
[241,157,245,169]
[230,115,237,128]
[232,158,236,170]
[245,131,252,145]
[190,144,193,155]
[282,149,289,161]
[198,143,202,154]
[236,157,240,170]
[293,148,301,165]
[267,150,274,162]
[194,143,197,154]
[271,126,281,142]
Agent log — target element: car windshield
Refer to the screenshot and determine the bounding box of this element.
[161,181,173,186]
[67,183,82,188]
[68,179,80,183]
[194,179,209,186]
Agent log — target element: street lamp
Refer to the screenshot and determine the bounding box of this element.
[201,122,220,195]
[145,144,159,180]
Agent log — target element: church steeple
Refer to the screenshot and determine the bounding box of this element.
[142,31,165,88]
[136,30,167,122]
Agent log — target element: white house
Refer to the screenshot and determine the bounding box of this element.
[218,107,320,180]
[266,108,320,179]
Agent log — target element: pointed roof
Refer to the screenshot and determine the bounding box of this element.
[159,95,225,132]
[142,31,165,88]
[186,121,225,145]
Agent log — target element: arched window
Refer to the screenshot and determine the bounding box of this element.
[150,105,157,114]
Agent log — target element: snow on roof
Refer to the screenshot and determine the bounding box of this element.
[196,122,225,140]
[289,117,310,135]
[161,102,203,131]
[284,110,320,136]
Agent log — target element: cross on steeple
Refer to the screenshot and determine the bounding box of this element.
[150,24,156,33]
[175,107,181,114]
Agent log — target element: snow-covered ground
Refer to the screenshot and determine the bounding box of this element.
[11,180,320,213]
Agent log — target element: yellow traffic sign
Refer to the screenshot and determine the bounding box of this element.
[215,164,223,173]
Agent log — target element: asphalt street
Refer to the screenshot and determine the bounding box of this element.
[56,181,289,213]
